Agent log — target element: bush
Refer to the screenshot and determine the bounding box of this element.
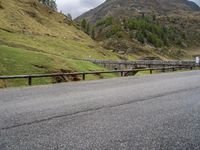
[146,33,164,47]
[106,25,122,38]
[136,31,145,44]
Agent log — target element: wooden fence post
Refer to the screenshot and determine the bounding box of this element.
[82,74,86,80]
[120,71,124,77]
[150,69,152,74]
[162,65,166,72]
[28,76,32,86]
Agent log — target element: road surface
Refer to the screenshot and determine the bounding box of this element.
[0,70,200,150]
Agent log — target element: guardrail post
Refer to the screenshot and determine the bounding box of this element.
[164,64,166,72]
[82,74,86,80]
[28,76,32,86]
[150,69,152,74]
[120,71,124,77]
[162,67,166,72]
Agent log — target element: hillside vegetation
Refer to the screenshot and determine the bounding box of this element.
[95,16,188,47]
[0,0,120,87]
[77,0,200,59]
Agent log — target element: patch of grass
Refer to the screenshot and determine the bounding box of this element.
[0,30,119,60]
[0,45,118,87]
[0,45,56,75]
[135,70,160,76]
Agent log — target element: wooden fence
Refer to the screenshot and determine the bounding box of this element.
[87,59,196,66]
[0,66,195,86]
[76,59,197,70]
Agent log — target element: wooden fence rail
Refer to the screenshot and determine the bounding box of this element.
[0,66,195,86]
[75,59,197,70]
[76,59,196,66]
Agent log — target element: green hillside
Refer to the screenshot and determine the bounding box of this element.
[91,16,200,59]
[76,0,200,60]
[0,0,120,87]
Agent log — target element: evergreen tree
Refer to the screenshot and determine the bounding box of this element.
[80,19,91,35]
[86,23,90,34]
[91,27,95,39]
[67,13,72,20]
[38,0,57,11]
[81,19,87,29]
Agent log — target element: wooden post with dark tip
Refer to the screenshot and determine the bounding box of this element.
[28,76,32,86]
[121,71,124,77]
[82,74,86,80]
[162,65,166,73]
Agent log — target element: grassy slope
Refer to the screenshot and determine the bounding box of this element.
[0,0,120,87]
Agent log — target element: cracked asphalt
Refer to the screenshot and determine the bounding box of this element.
[0,70,200,150]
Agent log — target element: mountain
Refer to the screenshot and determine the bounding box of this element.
[190,0,200,7]
[0,0,120,87]
[76,0,200,23]
[76,0,200,59]
[185,0,200,11]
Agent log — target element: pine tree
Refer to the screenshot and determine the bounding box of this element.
[86,23,90,34]
[91,27,95,39]
[38,0,57,11]
[81,19,87,29]
[67,13,72,20]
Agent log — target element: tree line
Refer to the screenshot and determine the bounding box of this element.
[81,19,95,39]
[38,0,57,11]
[93,16,187,48]
[38,0,74,22]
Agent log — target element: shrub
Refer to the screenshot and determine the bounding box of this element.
[96,17,113,27]
[136,31,145,44]
[146,33,164,47]
[106,25,122,38]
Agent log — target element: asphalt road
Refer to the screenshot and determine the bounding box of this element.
[0,70,200,150]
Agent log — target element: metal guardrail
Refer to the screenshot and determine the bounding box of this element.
[0,66,195,86]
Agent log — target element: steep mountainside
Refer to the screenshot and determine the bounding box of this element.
[0,0,120,87]
[76,0,200,59]
[77,0,200,23]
